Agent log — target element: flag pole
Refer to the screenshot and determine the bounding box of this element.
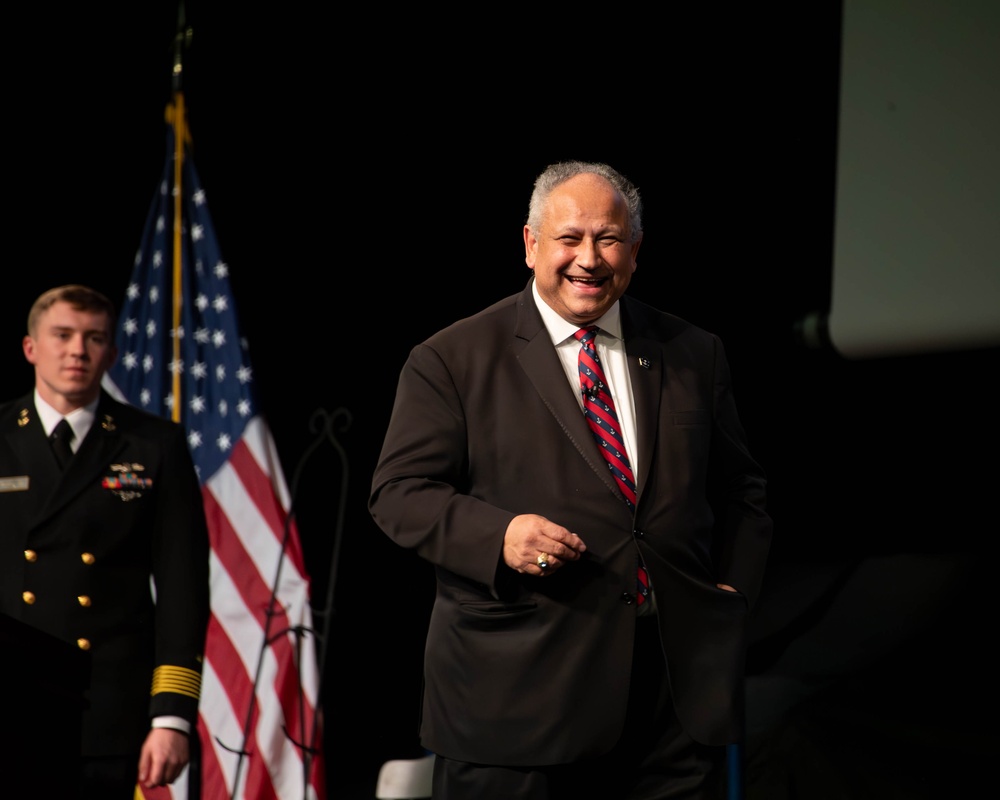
[169,3,192,424]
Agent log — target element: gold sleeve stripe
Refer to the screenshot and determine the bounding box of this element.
[151,665,202,699]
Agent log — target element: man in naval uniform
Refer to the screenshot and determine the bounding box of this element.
[0,285,210,799]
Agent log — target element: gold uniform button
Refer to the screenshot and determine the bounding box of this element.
[22,591,36,605]
[78,595,92,607]
[81,552,95,565]
[77,639,91,651]
[24,550,37,562]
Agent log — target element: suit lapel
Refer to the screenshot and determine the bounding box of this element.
[621,298,664,505]
[29,398,128,527]
[53,410,126,511]
[623,339,661,503]
[513,283,624,500]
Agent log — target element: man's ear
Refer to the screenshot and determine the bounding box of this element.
[22,335,37,365]
[523,225,537,269]
[630,235,642,273]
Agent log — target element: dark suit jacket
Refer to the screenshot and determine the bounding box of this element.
[0,389,210,757]
[370,278,773,766]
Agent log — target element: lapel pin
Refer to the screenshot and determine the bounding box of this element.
[18,408,30,427]
[638,357,651,369]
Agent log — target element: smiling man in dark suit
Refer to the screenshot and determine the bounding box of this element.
[0,285,210,798]
[369,161,773,799]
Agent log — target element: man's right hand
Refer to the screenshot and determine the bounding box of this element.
[503,514,587,575]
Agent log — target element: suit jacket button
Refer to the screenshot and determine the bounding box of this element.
[81,552,95,565]
[22,591,36,605]
[24,549,37,562]
[78,595,92,607]
[621,592,634,605]
[77,639,91,651]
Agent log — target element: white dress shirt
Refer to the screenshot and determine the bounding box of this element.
[531,281,640,483]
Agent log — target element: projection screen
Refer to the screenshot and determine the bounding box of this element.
[807,0,1000,359]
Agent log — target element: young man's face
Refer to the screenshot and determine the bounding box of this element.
[23,300,117,413]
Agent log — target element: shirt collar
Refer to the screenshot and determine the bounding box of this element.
[33,390,98,441]
[531,278,623,346]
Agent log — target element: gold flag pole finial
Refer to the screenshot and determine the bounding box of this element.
[172,2,192,93]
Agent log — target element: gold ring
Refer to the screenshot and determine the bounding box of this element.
[537,553,550,569]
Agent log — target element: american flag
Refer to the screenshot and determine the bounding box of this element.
[103,93,326,800]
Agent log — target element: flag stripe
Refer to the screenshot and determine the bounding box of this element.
[204,456,321,795]
[228,429,309,574]
[204,477,285,625]
[201,614,262,796]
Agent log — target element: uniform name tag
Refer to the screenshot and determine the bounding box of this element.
[0,476,29,492]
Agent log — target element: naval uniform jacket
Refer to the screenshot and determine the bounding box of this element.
[369,277,773,766]
[0,389,210,757]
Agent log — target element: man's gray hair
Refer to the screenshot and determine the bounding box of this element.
[526,161,644,244]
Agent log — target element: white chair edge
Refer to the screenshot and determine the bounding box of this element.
[374,752,436,799]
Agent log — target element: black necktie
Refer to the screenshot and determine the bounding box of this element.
[50,418,75,469]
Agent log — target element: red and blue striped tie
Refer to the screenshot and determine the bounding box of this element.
[575,326,649,605]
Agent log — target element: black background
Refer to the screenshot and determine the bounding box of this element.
[5,3,997,798]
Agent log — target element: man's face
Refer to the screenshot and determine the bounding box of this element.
[23,300,116,412]
[524,173,641,325]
